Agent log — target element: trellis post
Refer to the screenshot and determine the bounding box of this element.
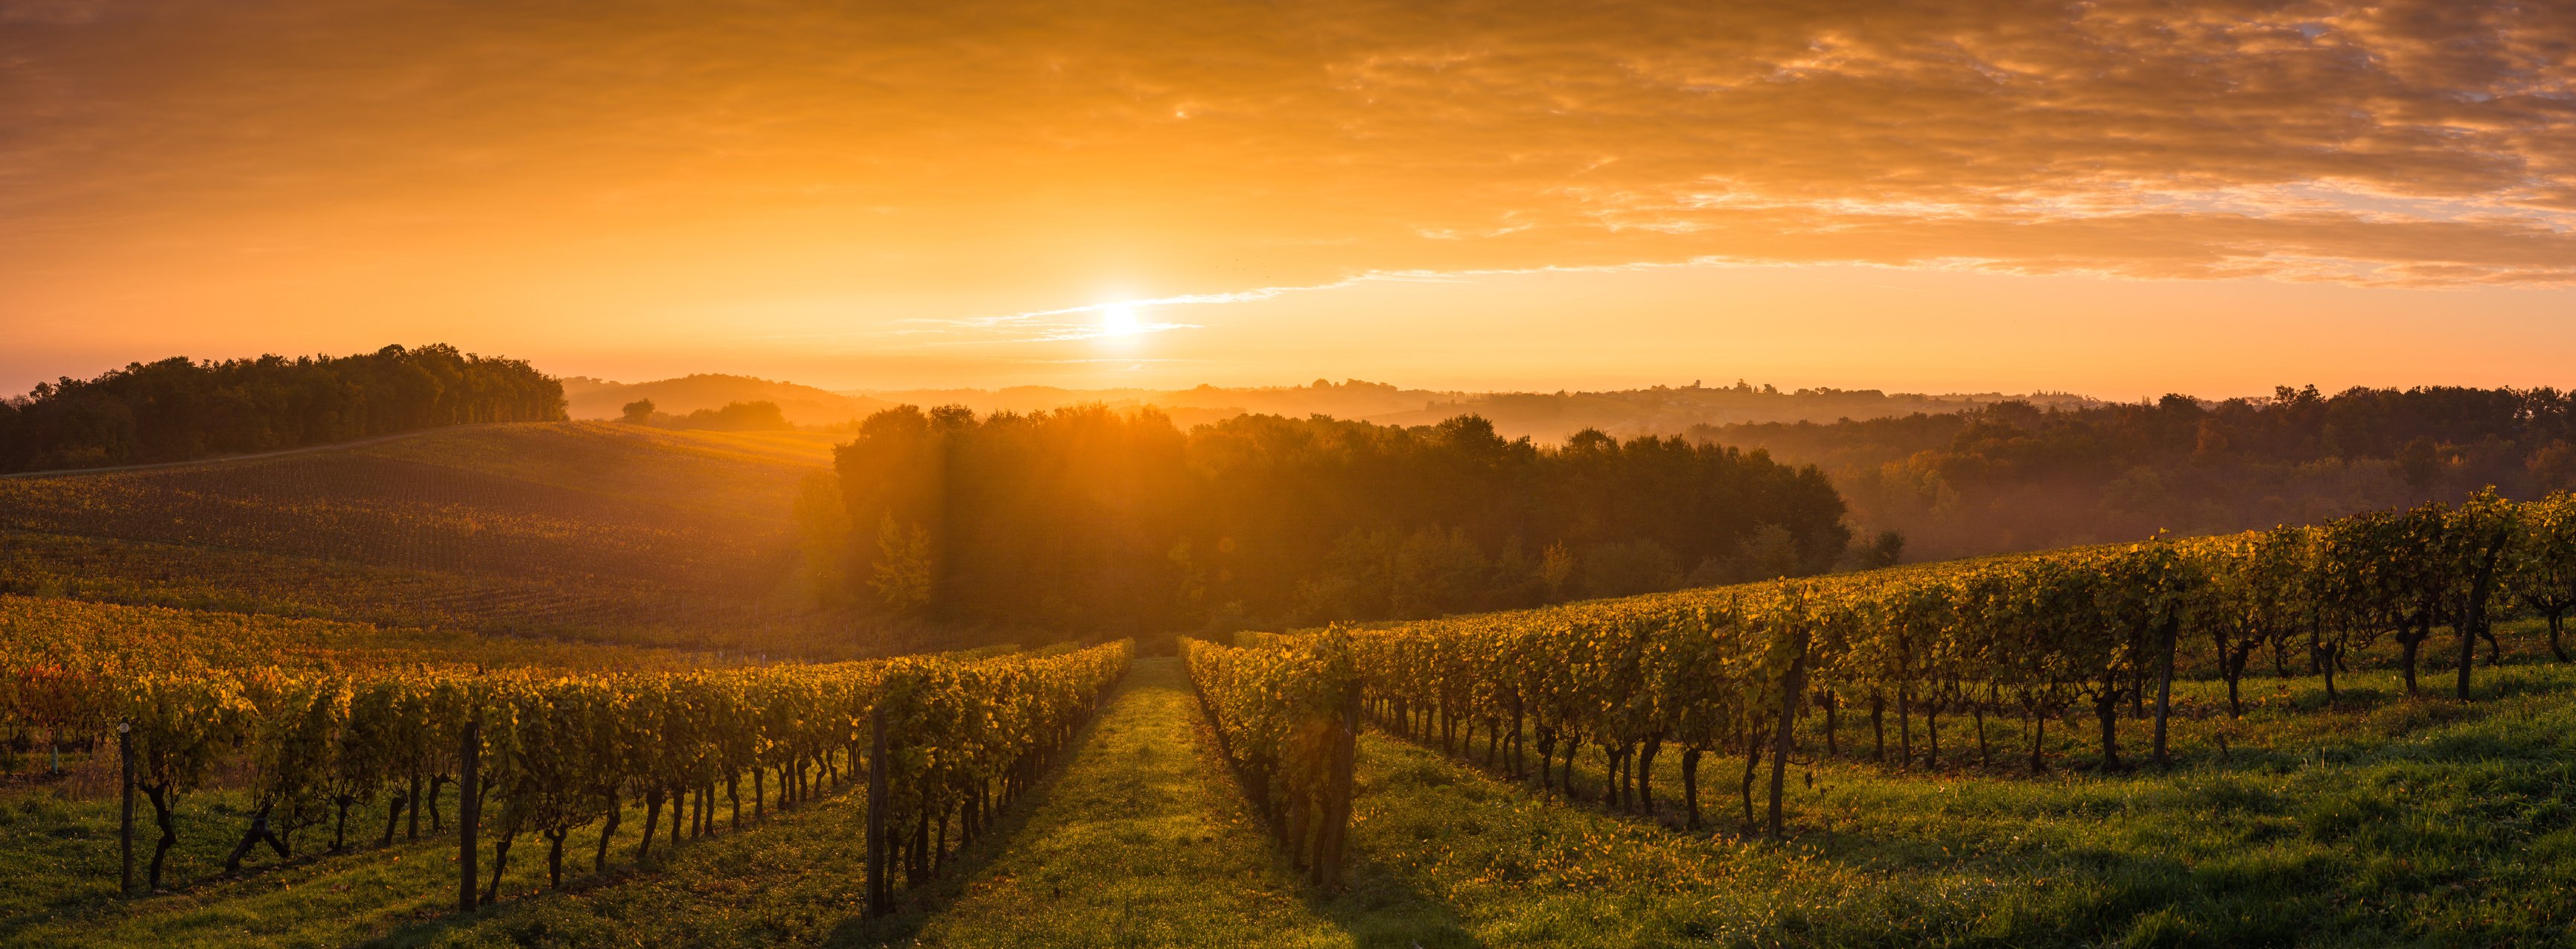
[458,720,480,913]
[118,720,133,895]
[864,705,888,917]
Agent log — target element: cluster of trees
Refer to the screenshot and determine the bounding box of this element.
[1704,386,2576,560]
[823,405,1858,635]
[1267,489,2576,838]
[616,398,796,432]
[0,345,564,473]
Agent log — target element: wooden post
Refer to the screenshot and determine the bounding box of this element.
[1767,628,1809,840]
[2151,613,2177,769]
[1313,682,1361,889]
[458,720,480,913]
[118,720,133,895]
[864,705,888,917]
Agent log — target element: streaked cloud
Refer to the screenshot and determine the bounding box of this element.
[0,0,2571,390]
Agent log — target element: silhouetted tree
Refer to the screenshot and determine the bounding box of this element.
[0,344,565,472]
[830,406,1852,633]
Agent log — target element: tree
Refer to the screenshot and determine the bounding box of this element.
[872,515,936,614]
[2396,437,2445,492]
[621,399,656,424]
[794,472,854,607]
[1856,531,1905,569]
[826,405,1852,633]
[0,343,565,472]
[669,400,791,431]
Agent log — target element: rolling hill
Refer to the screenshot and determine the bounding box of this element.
[565,371,2088,445]
[561,374,889,427]
[858,380,2091,444]
[0,421,894,658]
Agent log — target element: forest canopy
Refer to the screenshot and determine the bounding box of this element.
[0,344,565,473]
[1703,385,2576,561]
[829,405,1855,636]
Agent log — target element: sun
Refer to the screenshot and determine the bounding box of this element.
[1101,304,1144,336]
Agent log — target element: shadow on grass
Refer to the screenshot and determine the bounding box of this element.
[1184,706,1487,948]
[365,780,873,948]
[366,675,1132,948]
[0,790,479,944]
[1307,840,1488,949]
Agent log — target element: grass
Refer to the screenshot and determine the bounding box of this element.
[1348,652,2576,947]
[4,645,2570,947]
[374,782,880,948]
[896,656,1354,948]
[379,657,1362,948]
[0,774,826,948]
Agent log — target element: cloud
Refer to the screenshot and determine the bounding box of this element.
[1,0,2572,320]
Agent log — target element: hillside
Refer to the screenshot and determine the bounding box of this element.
[859,380,2093,444]
[1698,386,2576,561]
[562,372,2089,445]
[0,421,893,657]
[561,374,890,427]
[0,593,747,674]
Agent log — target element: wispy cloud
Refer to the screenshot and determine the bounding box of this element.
[5,0,2576,339]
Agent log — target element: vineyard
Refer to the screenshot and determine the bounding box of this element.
[0,589,1129,941]
[1189,490,2576,852]
[5,427,2575,945]
[0,422,887,656]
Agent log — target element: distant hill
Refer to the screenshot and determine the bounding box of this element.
[565,374,2083,442]
[855,380,2093,443]
[0,421,927,658]
[562,374,890,427]
[1696,386,2576,562]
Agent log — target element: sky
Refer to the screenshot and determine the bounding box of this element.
[3,0,2572,400]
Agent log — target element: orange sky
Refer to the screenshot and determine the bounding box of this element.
[4,0,2572,400]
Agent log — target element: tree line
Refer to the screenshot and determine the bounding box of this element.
[1706,385,2576,561]
[0,344,566,473]
[824,404,1859,636]
[616,398,797,432]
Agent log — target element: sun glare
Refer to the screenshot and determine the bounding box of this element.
[1102,304,1143,336]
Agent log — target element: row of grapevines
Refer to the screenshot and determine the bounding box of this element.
[1322,491,2576,835]
[1180,633,1358,886]
[4,625,1127,901]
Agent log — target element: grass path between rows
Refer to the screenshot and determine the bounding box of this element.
[389,656,1393,948]
[901,656,1356,948]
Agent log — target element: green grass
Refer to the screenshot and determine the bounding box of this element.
[7,648,2571,947]
[897,656,1354,948]
[375,782,879,948]
[1350,656,2576,947]
[0,778,793,948]
[377,656,1369,948]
